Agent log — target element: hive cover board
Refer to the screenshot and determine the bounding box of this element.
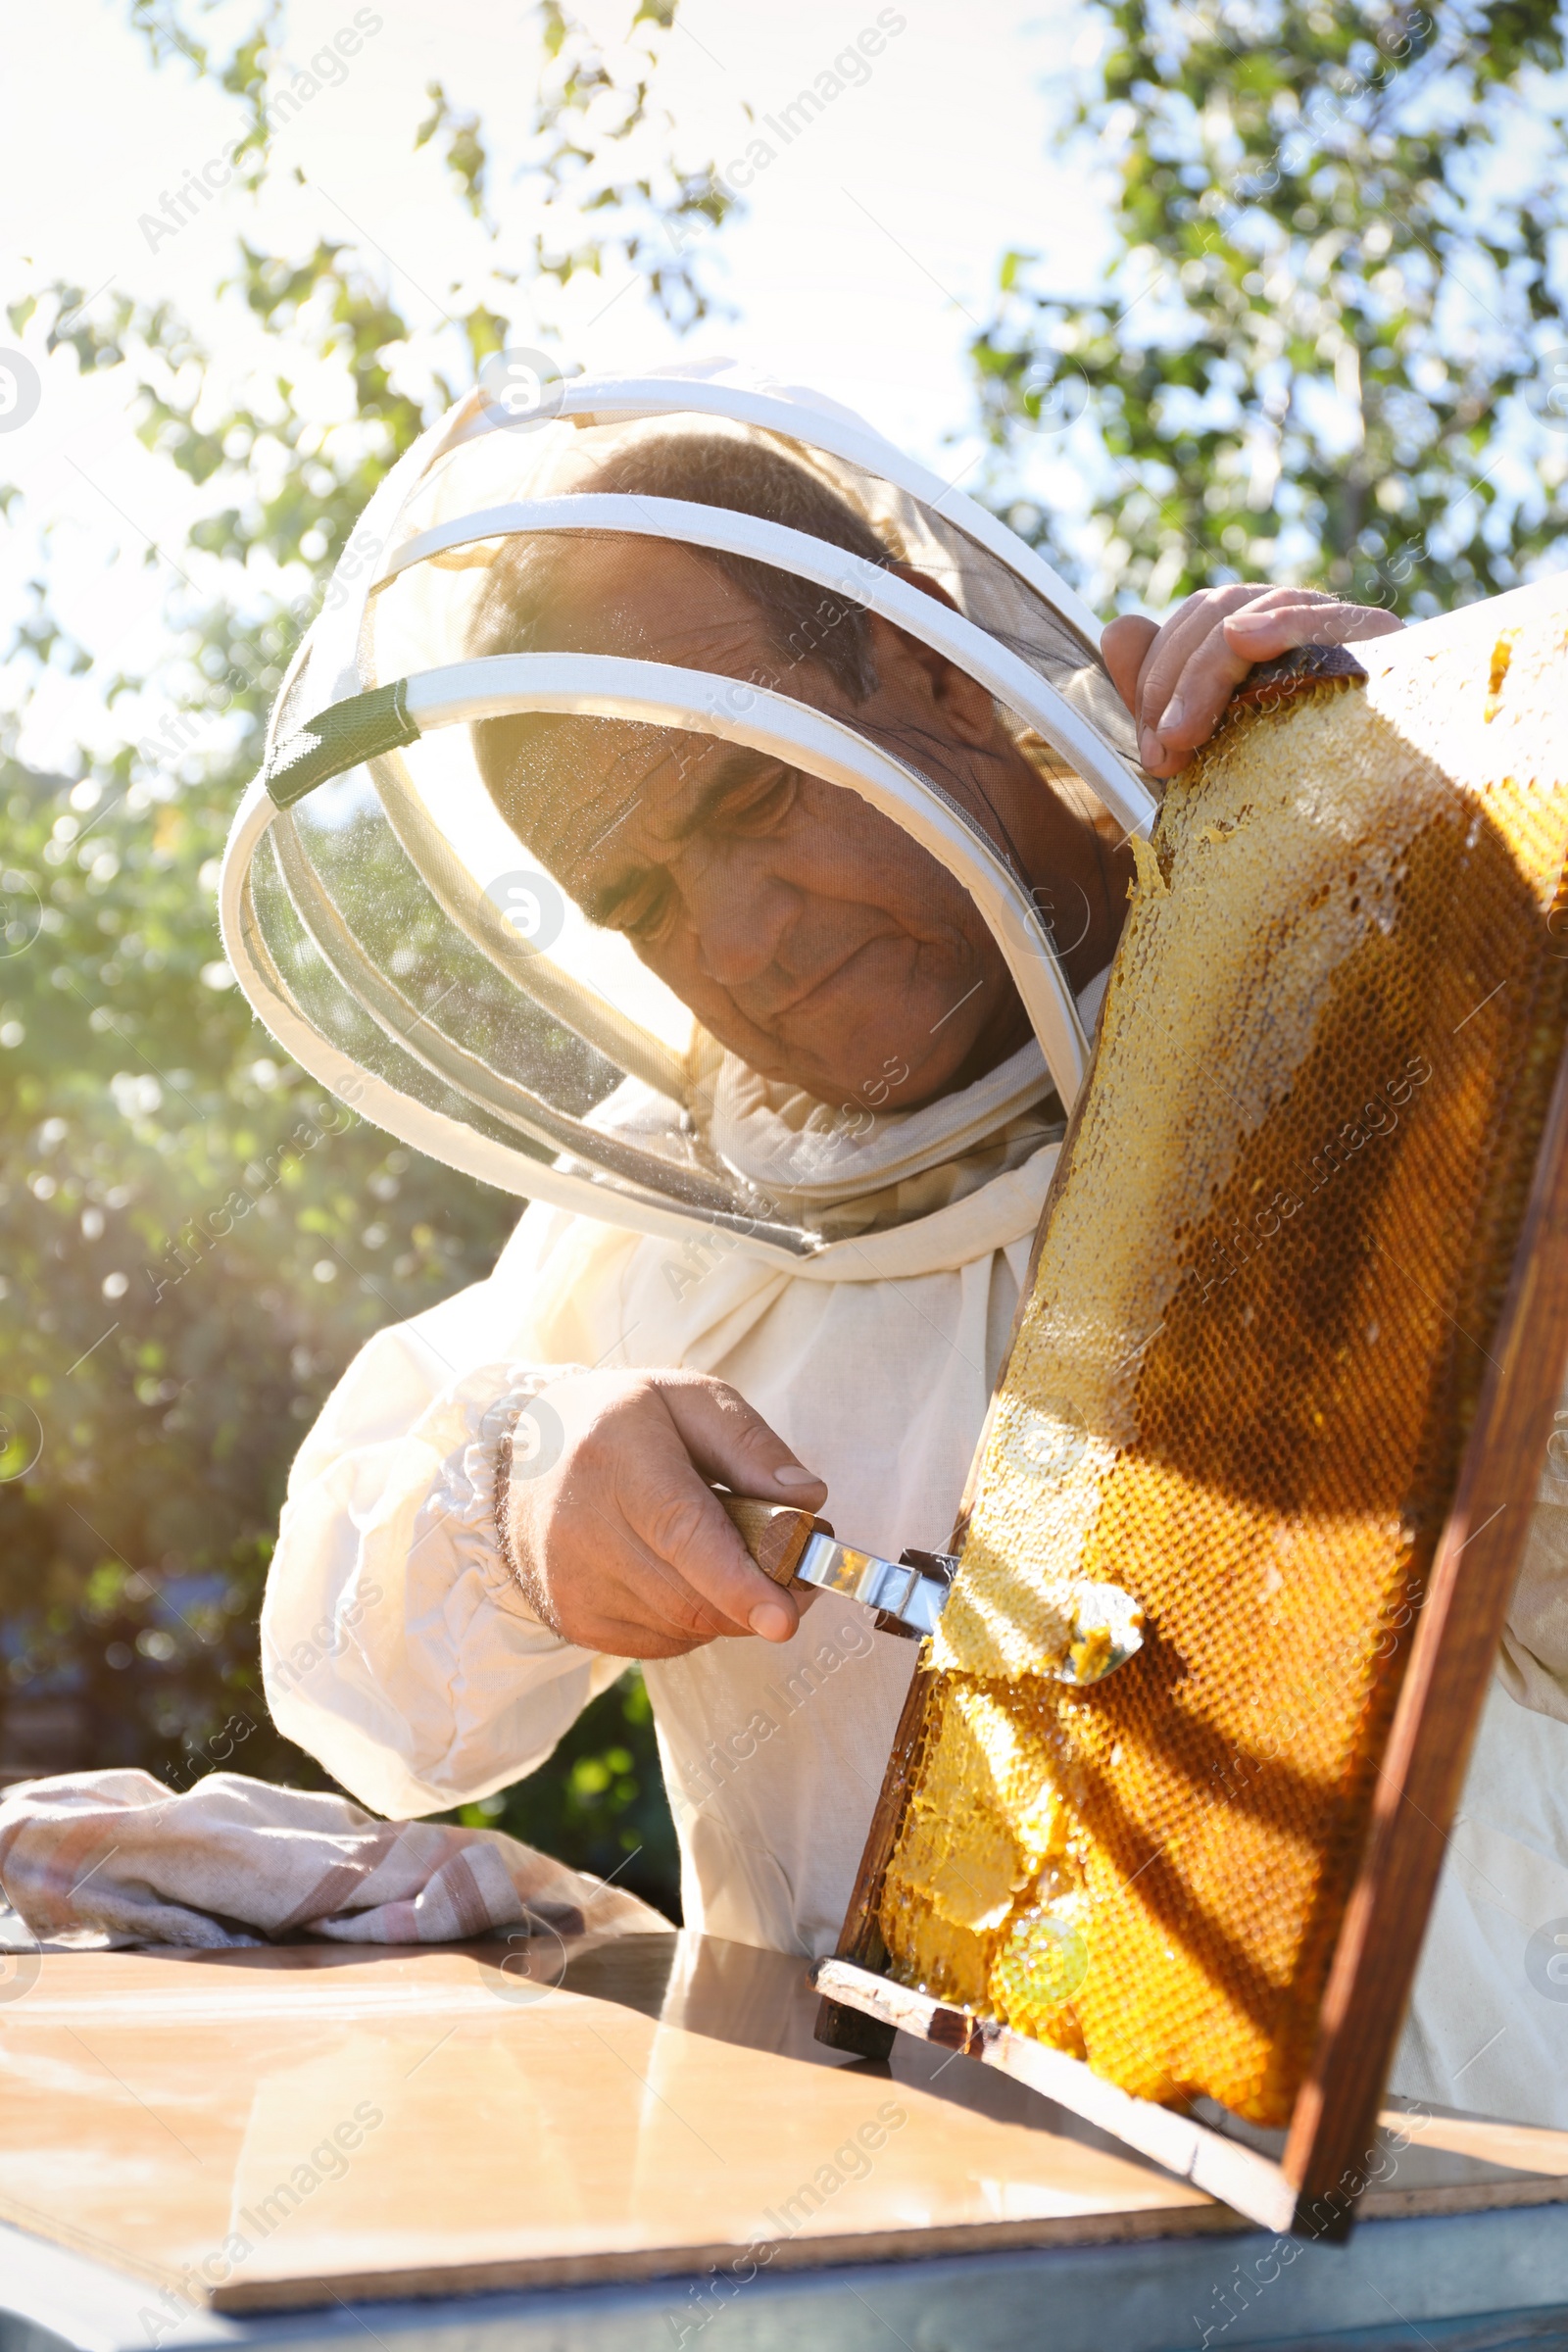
[821,578,1568,2231]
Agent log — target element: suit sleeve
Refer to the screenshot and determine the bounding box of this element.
[261,1279,618,1818]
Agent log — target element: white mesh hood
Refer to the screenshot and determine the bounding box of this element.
[220,360,1154,1269]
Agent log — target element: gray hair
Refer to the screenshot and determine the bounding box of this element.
[466,426,896,804]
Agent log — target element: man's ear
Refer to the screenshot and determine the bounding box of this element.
[869,564,997,745]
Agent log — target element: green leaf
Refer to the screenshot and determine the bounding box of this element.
[965,0,1568,615]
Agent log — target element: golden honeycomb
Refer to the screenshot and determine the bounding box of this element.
[879,585,1568,2126]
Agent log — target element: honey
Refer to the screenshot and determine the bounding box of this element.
[880,591,1568,2125]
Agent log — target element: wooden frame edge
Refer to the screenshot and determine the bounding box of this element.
[1282,1029,1568,2213]
[815,1024,1568,2244]
[812,1959,1298,2234]
[206,2205,1250,2316]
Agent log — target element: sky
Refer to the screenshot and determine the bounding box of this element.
[0,0,1112,777]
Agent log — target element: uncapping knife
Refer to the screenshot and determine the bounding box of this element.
[717,1495,1143,1686]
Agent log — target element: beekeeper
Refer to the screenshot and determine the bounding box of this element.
[223,364,1568,2125]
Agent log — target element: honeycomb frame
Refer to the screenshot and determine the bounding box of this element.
[821,578,1568,2228]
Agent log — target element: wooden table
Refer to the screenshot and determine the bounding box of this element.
[2,1930,1567,2352]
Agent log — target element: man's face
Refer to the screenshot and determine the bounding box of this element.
[507,541,1050,1111]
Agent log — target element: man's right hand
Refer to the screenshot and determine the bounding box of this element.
[1102,584,1401,779]
[504,1369,828,1658]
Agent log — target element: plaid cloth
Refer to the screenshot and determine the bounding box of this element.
[0,1769,668,1949]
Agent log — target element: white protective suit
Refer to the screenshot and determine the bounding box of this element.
[262,1041,1070,1960]
[234,364,1568,2130]
[262,1056,1568,2129]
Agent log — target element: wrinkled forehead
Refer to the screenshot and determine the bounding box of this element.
[507,526,791,669]
[499,710,751,883]
[462,521,875,903]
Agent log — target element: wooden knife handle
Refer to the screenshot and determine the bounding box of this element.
[717,1494,827,1588]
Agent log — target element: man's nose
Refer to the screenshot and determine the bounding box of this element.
[680,849,796,987]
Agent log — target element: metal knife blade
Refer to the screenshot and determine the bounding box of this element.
[798,1536,1145,1683]
[792,1530,956,1641]
[716,1496,1144,1684]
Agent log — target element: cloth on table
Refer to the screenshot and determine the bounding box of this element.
[0,1768,668,1950]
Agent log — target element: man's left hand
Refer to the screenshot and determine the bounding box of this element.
[1102,584,1403,781]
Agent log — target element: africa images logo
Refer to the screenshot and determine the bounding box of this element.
[1526,1916,1568,2002]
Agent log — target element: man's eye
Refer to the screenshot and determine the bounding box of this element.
[714,765,799,836]
[611,879,676,945]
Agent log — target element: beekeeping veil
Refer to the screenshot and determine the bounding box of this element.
[220,360,1155,1270]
